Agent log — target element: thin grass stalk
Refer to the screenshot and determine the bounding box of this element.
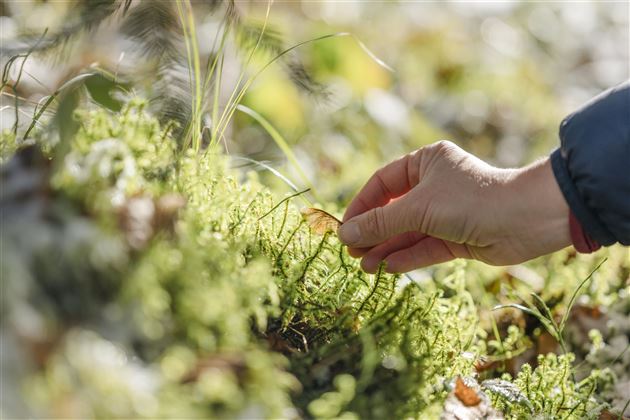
[211,0,273,144]
[175,0,194,149]
[213,32,393,147]
[258,188,311,221]
[200,12,231,145]
[176,0,203,152]
[558,258,607,335]
[235,104,319,201]
[210,53,225,147]
[2,32,47,136]
[187,1,203,152]
[22,72,96,140]
[231,156,302,194]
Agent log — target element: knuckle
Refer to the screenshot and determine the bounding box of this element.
[366,206,386,236]
[435,139,455,150]
[418,140,460,172]
[432,140,459,156]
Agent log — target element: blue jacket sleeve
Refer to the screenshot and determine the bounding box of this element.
[550,81,630,246]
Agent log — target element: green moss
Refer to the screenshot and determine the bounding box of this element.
[485,353,613,419]
[2,103,625,419]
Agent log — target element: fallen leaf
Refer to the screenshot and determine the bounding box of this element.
[301,207,342,235]
[441,376,504,420]
[455,376,481,407]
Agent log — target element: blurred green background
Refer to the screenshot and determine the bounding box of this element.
[2,1,628,202]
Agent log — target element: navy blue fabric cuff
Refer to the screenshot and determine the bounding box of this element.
[550,148,617,246]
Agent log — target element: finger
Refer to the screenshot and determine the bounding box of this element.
[347,219,418,258]
[383,238,471,273]
[348,246,372,258]
[343,152,421,222]
[360,231,427,273]
[338,193,420,248]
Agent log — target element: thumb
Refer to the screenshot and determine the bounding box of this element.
[338,194,420,248]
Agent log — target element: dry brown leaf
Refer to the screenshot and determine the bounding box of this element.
[442,376,504,420]
[300,207,342,235]
[455,376,482,407]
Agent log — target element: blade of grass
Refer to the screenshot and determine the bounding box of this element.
[210,52,225,140]
[22,72,96,140]
[202,3,231,99]
[212,31,394,148]
[473,276,507,358]
[608,343,630,368]
[558,258,607,335]
[2,30,48,135]
[211,0,273,145]
[493,303,556,337]
[350,33,395,72]
[530,291,570,354]
[235,104,320,202]
[230,156,308,199]
[530,293,556,329]
[176,0,203,152]
[258,188,311,221]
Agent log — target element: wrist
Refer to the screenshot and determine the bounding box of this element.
[500,158,572,259]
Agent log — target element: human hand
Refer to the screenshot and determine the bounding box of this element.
[338,141,571,273]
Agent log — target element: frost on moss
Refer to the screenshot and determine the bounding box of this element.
[485,353,612,419]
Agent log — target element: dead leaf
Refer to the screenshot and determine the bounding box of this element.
[300,207,342,235]
[441,376,504,420]
[455,376,482,407]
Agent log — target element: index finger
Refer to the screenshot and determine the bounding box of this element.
[343,151,420,222]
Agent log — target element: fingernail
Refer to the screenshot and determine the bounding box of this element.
[339,221,361,245]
